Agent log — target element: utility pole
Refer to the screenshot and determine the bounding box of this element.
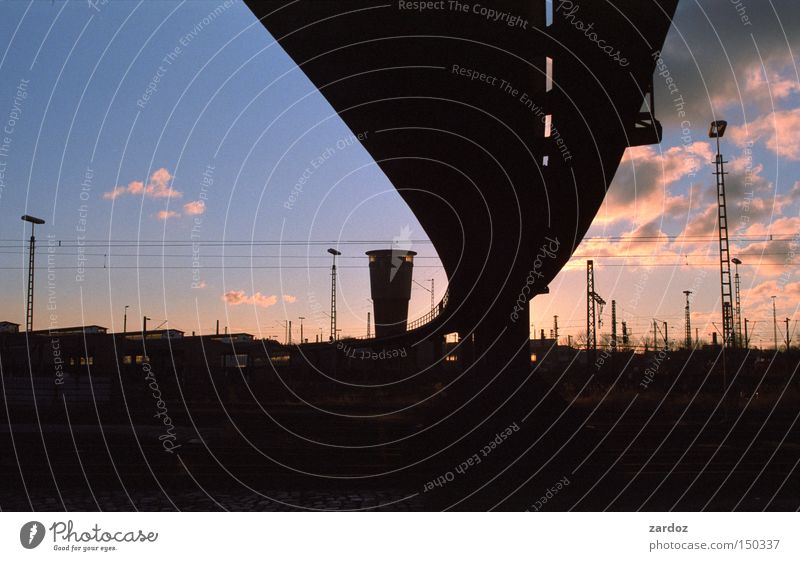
[785,318,791,351]
[328,248,341,341]
[610,301,617,352]
[124,305,129,334]
[683,290,692,349]
[288,320,292,344]
[772,295,778,352]
[143,316,151,336]
[653,319,658,351]
[744,318,749,349]
[430,278,434,315]
[663,321,668,350]
[709,120,735,348]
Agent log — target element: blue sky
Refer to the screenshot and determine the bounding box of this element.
[0,0,439,340]
[0,0,798,347]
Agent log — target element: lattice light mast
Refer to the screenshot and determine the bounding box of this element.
[709,120,736,349]
[683,290,692,349]
[21,215,45,332]
[327,248,341,341]
[731,257,743,346]
[587,260,595,354]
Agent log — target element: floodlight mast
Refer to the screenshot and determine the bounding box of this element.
[21,215,45,332]
[327,248,342,341]
[709,120,735,349]
[731,257,743,345]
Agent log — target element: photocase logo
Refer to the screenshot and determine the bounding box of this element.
[390,224,413,282]
[20,521,45,549]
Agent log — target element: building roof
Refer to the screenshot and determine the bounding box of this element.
[31,325,108,335]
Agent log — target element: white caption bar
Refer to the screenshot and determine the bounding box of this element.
[1,512,797,560]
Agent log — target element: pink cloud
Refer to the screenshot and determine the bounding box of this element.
[593,141,712,227]
[744,62,800,102]
[102,186,128,200]
[127,180,145,195]
[282,294,297,303]
[103,168,182,200]
[144,168,180,198]
[156,210,179,220]
[223,290,248,305]
[222,290,279,308]
[730,108,800,160]
[183,200,205,215]
[251,292,278,308]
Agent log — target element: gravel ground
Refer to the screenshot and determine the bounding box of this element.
[0,488,425,512]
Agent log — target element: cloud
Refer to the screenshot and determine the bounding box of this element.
[743,60,800,104]
[282,294,297,303]
[594,141,711,227]
[565,221,685,272]
[183,200,205,215]
[222,290,248,305]
[156,210,179,220]
[730,108,800,160]
[192,280,207,289]
[654,0,800,126]
[103,168,182,200]
[103,186,128,200]
[222,290,279,308]
[250,292,278,308]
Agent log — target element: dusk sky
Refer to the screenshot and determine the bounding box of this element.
[0,0,798,347]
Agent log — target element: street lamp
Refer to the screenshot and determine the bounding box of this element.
[327,248,341,341]
[21,214,45,332]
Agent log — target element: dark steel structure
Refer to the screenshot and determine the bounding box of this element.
[732,257,743,345]
[20,215,45,333]
[611,300,617,352]
[684,290,693,349]
[327,248,341,341]
[586,260,605,357]
[246,0,679,373]
[710,120,736,348]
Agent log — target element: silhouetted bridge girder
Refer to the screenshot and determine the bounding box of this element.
[246,0,679,371]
